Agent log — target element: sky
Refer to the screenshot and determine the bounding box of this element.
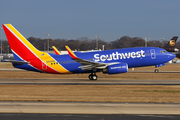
[0,0,180,42]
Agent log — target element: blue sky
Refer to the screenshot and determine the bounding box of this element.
[0,0,180,42]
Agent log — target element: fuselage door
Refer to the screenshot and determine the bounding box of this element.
[150,49,156,59]
[42,62,47,70]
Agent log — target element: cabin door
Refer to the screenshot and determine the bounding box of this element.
[42,62,47,70]
[150,49,156,59]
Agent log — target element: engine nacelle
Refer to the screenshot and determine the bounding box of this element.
[103,63,128,74]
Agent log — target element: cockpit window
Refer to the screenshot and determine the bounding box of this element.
[160,50,167,53]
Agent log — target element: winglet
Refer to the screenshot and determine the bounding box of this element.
[65,46,78,59]
[52,46,61,55]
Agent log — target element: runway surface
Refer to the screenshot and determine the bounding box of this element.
[1,68,180,118]
[0,113,180,120]
[0,101,180,115]
[1,78,180,85]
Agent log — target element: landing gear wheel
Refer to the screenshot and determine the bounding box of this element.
[89,74,93,80]
[92,75,98,80]
[154,69,159,73]
[88,74,98,80]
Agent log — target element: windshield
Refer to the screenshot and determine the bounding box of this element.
[160,50,167,53]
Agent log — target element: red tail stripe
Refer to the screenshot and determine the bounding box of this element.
[3,24,60,74]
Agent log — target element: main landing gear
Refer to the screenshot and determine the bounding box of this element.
[89,73,98,80]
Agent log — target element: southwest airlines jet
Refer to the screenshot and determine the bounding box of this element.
[2,24,175,80]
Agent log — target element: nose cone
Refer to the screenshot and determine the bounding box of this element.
[168,52,176,60]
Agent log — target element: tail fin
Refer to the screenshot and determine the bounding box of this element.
[3,24,42,61]
[3,24,70,74]
[163,36,179,52]
[163,36,178,48]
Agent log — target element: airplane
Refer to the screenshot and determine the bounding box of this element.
[2,24,176,80]
[162,36,179,52]
[161,36,180,63]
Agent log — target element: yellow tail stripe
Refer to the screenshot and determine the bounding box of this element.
[7,24,71,74]
[65,46,78,59]
[52,46,61,55]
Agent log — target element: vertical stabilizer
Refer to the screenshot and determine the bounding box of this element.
[163,36,178,48]
[3,24,42,61]
[163,36,179,52]
[3,24,71,74]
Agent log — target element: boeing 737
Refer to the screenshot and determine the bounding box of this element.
[2,24,176,80]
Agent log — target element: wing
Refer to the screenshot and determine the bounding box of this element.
[52,46,61,55]
[65,46,120,70]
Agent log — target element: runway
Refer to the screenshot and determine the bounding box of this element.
[0,101,180,115]
[1,113,180,120]
[1,68,180,118]
[0,78,180,85]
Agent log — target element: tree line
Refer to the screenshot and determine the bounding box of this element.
[1,36,180,53]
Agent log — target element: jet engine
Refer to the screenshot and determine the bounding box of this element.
[103,63,128,74]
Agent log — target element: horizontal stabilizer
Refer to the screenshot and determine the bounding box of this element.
[3,60,29,64]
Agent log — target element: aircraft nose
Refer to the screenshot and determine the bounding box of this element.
[168,52,176,60]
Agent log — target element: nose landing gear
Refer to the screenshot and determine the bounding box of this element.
[154,69,159,73]
[154,65,159,73]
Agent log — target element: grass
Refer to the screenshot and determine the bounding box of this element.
[135,90,180,93]
[0,62,14,68]
[1,62,180,103]
[0,85,180,103]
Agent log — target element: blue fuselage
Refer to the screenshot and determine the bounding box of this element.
[45,47,175,74]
